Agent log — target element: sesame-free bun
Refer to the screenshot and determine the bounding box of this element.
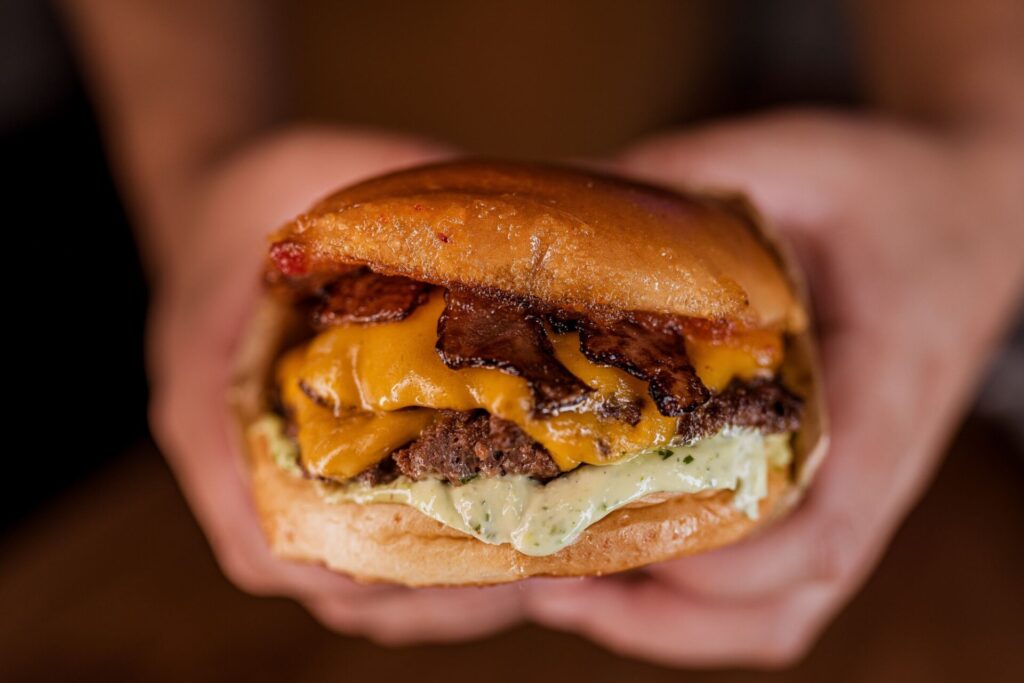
[270,160,807,332]
[248,417,792,587]
[232,161,827,586]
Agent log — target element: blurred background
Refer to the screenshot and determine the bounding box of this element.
[2,0,1021,681]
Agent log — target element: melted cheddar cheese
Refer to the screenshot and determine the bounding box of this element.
[277,350,434,479]
[687,329,783,392]
[277,293,781,478]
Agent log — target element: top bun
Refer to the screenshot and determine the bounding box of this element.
[270,160,806,332]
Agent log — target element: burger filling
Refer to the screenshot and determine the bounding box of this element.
[255,266,803,556]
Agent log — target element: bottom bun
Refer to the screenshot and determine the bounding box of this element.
[247,425,793,586]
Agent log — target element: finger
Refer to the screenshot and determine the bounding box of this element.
[197,127,455,229]
[638,330,867,600]
[307,584,525,645]
[177,129,455,289]
[526,577,830,668]
[643,457,867,602]
[156,376,400,601]
[150,285,402,602]
[615,113,871,336]
[643,300,946,602]
[640,330,865,598]
[618,111,875,221]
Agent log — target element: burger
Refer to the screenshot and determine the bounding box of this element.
[230,160,826,586]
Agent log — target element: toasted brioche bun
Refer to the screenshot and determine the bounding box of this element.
[269,160,807,332]
[233,160,827,586]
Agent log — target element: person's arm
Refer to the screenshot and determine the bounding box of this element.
[59,0,281,275]
[856,0,1024,310]
[526,0,1023,667]
[854,0,1024,133]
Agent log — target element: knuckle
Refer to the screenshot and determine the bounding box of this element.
[147,388,193,464]
[147,391,175,448]
[764,628,812,668]
[810,508,862,583]
[756,644,805,669]
[754,580,839,668]
[218,549,278,597]
[755,611,817,668]
[306,601,368,637]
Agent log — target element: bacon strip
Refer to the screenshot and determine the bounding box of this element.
[436,290,593,416]
[578,317,710,416]
[312,269,432,328]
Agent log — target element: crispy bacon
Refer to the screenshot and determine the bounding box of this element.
[436,289,593,416]
[578,317,710,416]
[312,269,432,327]
[268,240,309,277]
[271,257,783,428]
[545,311,582,334]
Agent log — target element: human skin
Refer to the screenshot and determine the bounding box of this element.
[525,112,1024,665]
[61,0,1023,664]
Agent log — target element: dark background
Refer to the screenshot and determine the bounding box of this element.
[2,0,148,532]
[2,1,1021,680]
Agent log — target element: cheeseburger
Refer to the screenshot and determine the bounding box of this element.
[231,160,825,586]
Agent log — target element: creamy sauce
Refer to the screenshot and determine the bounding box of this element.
[253,414,302,476]
[254,416,791,557]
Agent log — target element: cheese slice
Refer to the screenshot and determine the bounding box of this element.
[277,349,435,479]
[278,293,781,477]
[687,329,782,393]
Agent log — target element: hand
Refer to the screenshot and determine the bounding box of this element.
[525,111,1024,666]
[148,128,526,643]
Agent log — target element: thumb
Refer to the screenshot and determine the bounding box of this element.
[616,110,872,231]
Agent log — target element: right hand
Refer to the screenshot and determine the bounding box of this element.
[148,127,526,643]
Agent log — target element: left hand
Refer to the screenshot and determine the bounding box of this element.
[524,111,1024,667]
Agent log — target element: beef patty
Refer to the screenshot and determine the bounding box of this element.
[356,410,559,486]
[347,376,801,486]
